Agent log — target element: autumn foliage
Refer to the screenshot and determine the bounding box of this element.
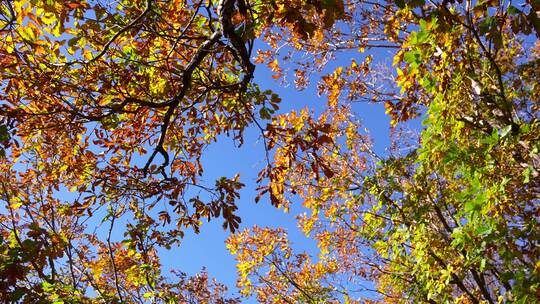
[0,0,539,303]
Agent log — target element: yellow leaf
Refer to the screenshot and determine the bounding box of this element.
[5,35,14,53]
[19,26,36,41]
[41,12,57,26]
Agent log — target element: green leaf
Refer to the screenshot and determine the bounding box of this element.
[404,50,420,65]
[480,258,486,271]
[10,288,25,301]
[464,200,481,213]
[507,6,521,15]
[259,107,271,120]
[479,17,495,35]
[475,225,491,236]
[0,125,9,142]
[500,125,512,138]
[417,30,429,43]
[522,166,531,183]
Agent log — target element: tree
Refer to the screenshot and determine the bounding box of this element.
[1,0,539,303]
[227,0,540,303]
[0,0,262,301]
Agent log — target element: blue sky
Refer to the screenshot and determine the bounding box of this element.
[159,44,401,295]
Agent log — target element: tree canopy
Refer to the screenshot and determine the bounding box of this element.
[0,0,539,303]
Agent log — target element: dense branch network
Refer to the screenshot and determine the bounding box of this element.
[142,0,255,176]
